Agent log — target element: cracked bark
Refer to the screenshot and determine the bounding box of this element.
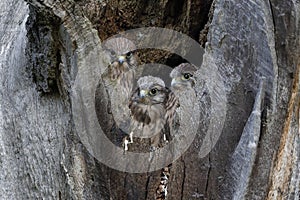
[0,0,299,199]
[180,157,186,200]
[205,154,211,195]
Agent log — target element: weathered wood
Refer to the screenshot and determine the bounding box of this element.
[0,0,299,199]
[223,79,265,199]
[0,1,71,199]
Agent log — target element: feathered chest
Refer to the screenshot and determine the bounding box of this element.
[118,70,135,97]
[130,102,166,124]
[130,102,166,137]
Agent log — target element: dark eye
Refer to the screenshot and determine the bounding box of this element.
[183,73,192,80]
[149,88,157,95]
[110,50,116,56]
[126,52,132,58]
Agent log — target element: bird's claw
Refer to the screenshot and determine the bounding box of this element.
[123,138,129,154]
[129,132,134,143]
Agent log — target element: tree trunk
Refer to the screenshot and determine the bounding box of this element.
[0,0,299,199]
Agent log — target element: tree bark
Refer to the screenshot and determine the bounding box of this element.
[0,0,299,199]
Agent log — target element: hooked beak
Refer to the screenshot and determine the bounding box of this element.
[137,90,149,104]
[171,78,180,88]
[139,90,147,98]
[118,56,126,64]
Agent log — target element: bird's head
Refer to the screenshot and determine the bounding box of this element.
[102,37,137,81]
[170,63,197,90]
[133,76,167,105]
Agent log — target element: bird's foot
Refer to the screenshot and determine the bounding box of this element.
[129,132,134,143]
[163,134,169,143]
[123,138,129,154]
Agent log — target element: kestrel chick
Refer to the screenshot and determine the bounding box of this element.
[129,76,178,150]
[170,63,197,92]
[102,37,138,133]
